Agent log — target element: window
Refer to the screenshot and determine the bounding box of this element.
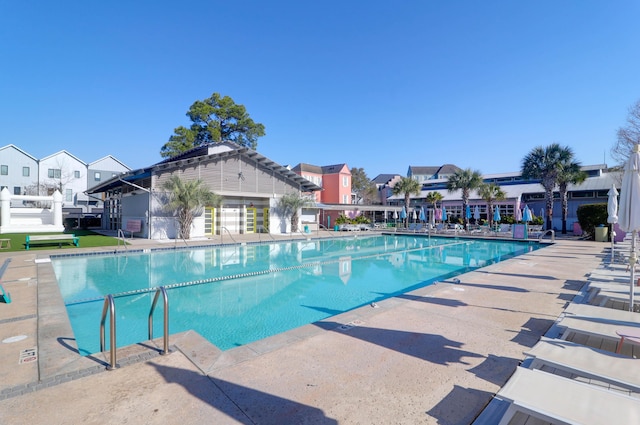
[22,167,30,177]
[65,189,72,202]
[48,168,61,178]
[74,170,80,178]
[13,186,21,195]
[0,165,7,175]
[94,172,101,181]
[342,176,349,187]
[342,194,349,204]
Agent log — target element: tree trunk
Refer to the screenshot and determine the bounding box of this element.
[561,193,568,234]
[545,189,553,231]
[291,211,299,233]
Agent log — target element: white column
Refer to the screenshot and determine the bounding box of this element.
[52,190,63,227]
[0,187,10,228]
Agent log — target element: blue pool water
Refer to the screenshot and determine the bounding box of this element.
[52,235,540,354]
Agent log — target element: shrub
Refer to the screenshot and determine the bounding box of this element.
[576,203,608,239]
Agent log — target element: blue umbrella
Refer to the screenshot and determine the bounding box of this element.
[493,206,501,222]
[441,205,447,222]
[523,205,532,222]
[419,206,426,222]
[400,206,407,220]
[465,205,472,220]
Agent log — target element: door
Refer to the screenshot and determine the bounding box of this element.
[246,207,256,233]
[204,207,216,236]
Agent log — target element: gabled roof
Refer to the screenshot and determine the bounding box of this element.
[437,164,461,175]
[292,163,324,174]
[40,150,87,166]
[321,164,349,174]
[408,166,441,175]
[0,144,38,162]
[88,143,322,194]
[372,174,401,184]
[88,155,131,170]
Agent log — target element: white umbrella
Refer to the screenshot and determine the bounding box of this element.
[473,205,480,221]
[607,184,619,265]
[617,144,640,311]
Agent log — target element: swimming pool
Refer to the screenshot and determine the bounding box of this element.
[52,235,540,354]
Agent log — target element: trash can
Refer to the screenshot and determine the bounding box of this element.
[595,226,608,242]
[334,225,339,232]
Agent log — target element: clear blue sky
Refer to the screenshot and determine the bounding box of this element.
[1,1,639,178]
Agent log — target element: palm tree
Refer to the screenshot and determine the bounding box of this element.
[477,183,506,228]
[162,175,221,240]
[521,143,573,231]
[557,158,587,234]
[425,191,444,224]
[392,177,421,227]
[446,168,483,228]
[277,192,314,233]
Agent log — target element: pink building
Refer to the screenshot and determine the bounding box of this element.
[292,163,351,204]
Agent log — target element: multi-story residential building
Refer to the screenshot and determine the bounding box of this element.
[0,145,38,204]
[407,164,461,183]
[372,174,402,205]
[0,144,130,214]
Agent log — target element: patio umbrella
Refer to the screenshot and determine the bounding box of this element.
[473,205,480,222]
[523,205,533,222]
[515,205,522,222]
[617,144,640,311]
[539,208,545,228]
[419,207,426,222]
[400,206,407,226]
[493,206,501,223]
[465,205,472,220]
[441,205,447,222]
[412,210,417,222]
[608,184,619,264]
[434,208,442,221]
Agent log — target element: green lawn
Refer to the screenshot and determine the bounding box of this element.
[1,230,124,252]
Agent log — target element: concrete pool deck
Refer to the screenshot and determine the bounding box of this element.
[0,232,607,424]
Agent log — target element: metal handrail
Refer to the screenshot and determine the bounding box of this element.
[538,229,556,242]
[99,295,117,370]
[259,226,276,242]
[220,226,238,245]
[148,286,169,355]
[116,229,128,252]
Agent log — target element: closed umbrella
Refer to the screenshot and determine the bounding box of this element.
[539,208,545,228]
[617,144,640,311]
[515,205,522,222]
[434,208,442,221]
[465,205,472,220]
[419,207,426,222]
[412,210,417,222]
[473,205,480,222]
[493,206,501,223]
[400,206,407,227]
[608,184,619,264]
[523,205,533,222]
[441,205,447,222]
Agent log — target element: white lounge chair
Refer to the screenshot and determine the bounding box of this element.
[525,337,640,391]
[497,367,640,425]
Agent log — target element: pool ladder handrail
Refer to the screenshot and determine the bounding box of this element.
[538,229,555,242]
[99,294,118,370]
[116,229,128,252]
[220,226,238,245]
[100,287,170,371]
[148,286,170,355]
[258,225,276,243]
